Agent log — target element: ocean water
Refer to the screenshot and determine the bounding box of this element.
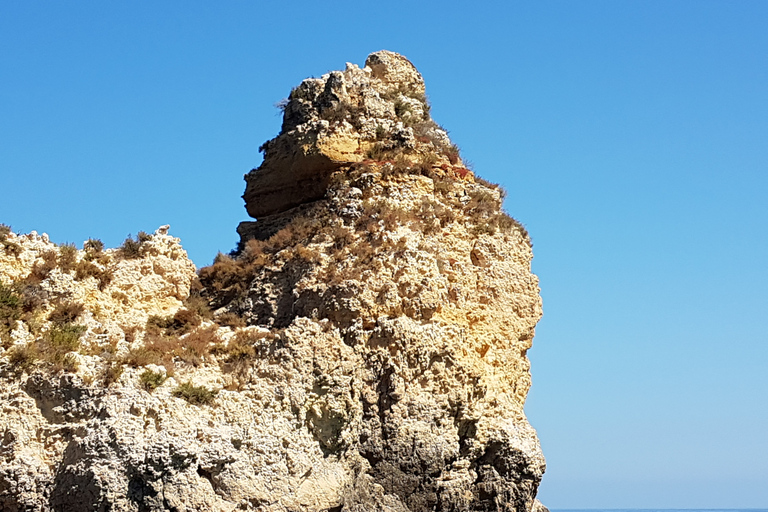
[552,510,768,512]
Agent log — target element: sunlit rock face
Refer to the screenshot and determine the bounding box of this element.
[0,51,547,511]
[242,50,450,220]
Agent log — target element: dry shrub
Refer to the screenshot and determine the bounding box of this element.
[215,311,246,329]
[146,300,208,338]
[1,240,22,257]
[29,250,59,282]
[293,245,322,264]
[12,283,46,320]
[381,154,413,178]
[83,238,104,256]
[58,243,78,273]
[124,334,177,370]
[74,260,113,290]
[290,216,322,243]
[7,345,36,373]
[263,224,306,253]
[176,326,219,366]
[433,176,455,196]
[329,225,354,251]
[184,293,214,321]
[366,143,389,161]
[118,232,151,259]
[145,315,175,336]
[48,302,84,325]
[0,282,22,337]
[322,101,364,127]
[470,223,497,236]
[214,329,272,370]
[445,145,461,164]
[466,188,499,219]
[198,253,253,308]
[172,308,202,333]
[496,213,531,246]
[380,204,410,231]
[416,152,439,174]
[474,176,497,189]
[38,323,86,370]
[103,361,124,386]
[416,197,456,233]
[126,324,219,370]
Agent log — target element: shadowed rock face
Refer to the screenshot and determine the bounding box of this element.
[0,51,547,512]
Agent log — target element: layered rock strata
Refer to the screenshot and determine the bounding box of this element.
[0,51,547,511]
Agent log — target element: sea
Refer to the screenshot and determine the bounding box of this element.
[552,510,768,512]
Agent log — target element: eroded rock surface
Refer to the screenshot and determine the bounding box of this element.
[243,50,455,219]
[0,51,547,511]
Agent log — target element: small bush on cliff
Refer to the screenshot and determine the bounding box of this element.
[40,323,86,370]
[124,331,180,371]
[58,243,78,273]
[175,326,219,367]
[48,302,84,326]
[0,225,20,255]
[2,239,22,257]
[7,345,37,373]
[74,259,113,290]
[140,369,166,391]
[103,361,125,386]
[29,250,59,282]
[146,310,200,337]
[173,381,217,405]
[0,282,23,338]
[84,238,104,255]
[214,311,246,328]
[198,253,253,308]
[119,232,151,259]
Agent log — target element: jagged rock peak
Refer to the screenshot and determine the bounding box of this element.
[243,50,462,219]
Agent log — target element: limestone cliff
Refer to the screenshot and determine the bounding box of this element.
[0,51,546,511]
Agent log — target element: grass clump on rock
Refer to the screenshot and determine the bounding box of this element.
[139,369,167,391]
[173,381,218,405]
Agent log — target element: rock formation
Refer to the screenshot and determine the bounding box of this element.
[0,51,547,511]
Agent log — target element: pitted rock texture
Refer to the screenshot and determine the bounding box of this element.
[206,164,545,511]
[0,51,547,511]
[243,50,457,219]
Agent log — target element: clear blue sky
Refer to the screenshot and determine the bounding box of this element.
[1,1,766,508]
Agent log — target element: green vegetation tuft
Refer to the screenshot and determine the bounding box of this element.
[0,224,22,256]
[119,232,151,259]
[58,243,78,273]
[0,282,23,338]
[139,369,166,391]
[173,381,218,405]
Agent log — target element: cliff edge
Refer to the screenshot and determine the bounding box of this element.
[0,51,546,511]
